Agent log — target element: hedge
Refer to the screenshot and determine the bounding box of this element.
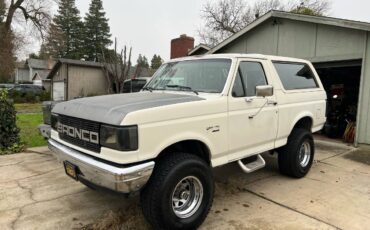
[0,90,23,154]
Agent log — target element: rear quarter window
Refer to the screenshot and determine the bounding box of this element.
[273,62,318,90]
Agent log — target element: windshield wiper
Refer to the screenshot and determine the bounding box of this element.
[165,84,199,95]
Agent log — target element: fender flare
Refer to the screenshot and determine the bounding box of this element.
[289,112,314,133]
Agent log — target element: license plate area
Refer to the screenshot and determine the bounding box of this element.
[63,161,79,180]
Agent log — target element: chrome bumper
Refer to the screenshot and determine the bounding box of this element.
[48,139,155,193]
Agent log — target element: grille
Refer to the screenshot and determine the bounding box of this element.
[58,115,101,153]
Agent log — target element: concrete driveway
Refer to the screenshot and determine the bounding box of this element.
[0,140,369,230]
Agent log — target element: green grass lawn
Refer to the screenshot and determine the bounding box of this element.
[15,103,43,114]
[16,111,47,148]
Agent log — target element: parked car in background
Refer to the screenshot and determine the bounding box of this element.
[9,84,45,96]
[122,77,151,93]
[0,84,15,91]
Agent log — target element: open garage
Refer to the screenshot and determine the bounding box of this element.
[202,10,370,146]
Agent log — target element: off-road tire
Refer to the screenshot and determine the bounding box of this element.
[278,128,314,178]
[140,153,214,230]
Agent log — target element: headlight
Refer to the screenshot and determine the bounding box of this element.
[100,125,138,151]
[51,113,59,130]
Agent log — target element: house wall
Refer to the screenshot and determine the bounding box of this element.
[42,80,51,92]
[215,18,370,145]
[53,64,67,81]
[67,65,107,100]
[16,68,30,83]
[218,18,366,62]
[357,32,370,144]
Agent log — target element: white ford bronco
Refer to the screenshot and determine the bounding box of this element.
[48,54,326,229]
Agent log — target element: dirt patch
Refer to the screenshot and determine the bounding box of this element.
[343,150,370,165]
[81,202,149,230]
[80,181,247,230]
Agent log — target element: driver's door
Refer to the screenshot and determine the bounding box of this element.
[227,59,278,161]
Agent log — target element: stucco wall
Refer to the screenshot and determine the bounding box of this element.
[67,65,107,100]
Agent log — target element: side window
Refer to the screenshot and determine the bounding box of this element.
[232,62,267,97]
[273,62,318,90]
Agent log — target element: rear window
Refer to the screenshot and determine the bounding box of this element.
[273,62,318,90]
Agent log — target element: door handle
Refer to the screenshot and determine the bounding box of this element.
[245,98,253,103]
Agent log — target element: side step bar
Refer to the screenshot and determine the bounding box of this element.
[238,154,266,173]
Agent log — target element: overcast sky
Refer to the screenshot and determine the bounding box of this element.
[22,0,370,62]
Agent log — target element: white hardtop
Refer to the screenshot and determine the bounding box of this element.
[169,53,311,64]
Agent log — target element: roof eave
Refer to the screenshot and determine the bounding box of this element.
[208,10,370,55]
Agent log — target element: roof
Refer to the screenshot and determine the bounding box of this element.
[47,58,103,79]
[26,58,55,69]
[188,44,211,56]
[32,70,51,81]
[15,61,26,69]
[209,10,370,54]
[57,58,103,68]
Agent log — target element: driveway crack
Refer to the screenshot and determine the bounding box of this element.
[0,161,25,167]
[17,181,36,202]
[1,168,61,184]
[10,208,22,230]
[244,188,343,230]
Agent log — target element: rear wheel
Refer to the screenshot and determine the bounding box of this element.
[278,128,314,178]
[140,153,214,230]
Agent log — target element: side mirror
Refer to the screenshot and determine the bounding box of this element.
[256,85,273,97]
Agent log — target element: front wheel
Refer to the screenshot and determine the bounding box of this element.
[140,153,214,230]
[278,128,315,178]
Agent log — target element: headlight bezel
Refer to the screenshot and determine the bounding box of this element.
[51,113,59,131]
[100,124,139,151]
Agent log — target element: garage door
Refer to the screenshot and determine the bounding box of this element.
[53,82,65,101]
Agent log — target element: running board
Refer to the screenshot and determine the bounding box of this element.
[238,154,266,173]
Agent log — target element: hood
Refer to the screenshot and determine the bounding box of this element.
[52,92,204,125]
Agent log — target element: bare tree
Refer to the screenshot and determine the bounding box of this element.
[0,0,51,82]
[3,0,51,37]
[101,38,132,94]
[199,0,331,46]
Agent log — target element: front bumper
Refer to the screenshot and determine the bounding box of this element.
[48,139,155,193]
[38,124,51,139]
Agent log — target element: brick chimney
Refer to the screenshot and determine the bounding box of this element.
[170,34,195,59]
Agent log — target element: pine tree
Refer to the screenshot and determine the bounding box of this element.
[137,54,149,69]
[39,23,66,58]
[41,0,84,59]
[150,54,163,70]
[84,0,112,61]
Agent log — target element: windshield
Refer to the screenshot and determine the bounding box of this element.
[146,59,232,93]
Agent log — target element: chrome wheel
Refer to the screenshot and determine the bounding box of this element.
[299,141,311,167]
[172,176,203,219]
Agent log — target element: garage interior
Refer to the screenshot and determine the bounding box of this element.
[315,61,362,143]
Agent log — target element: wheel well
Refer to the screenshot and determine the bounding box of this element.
[157,140,211,165]
[293,117,313,132]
